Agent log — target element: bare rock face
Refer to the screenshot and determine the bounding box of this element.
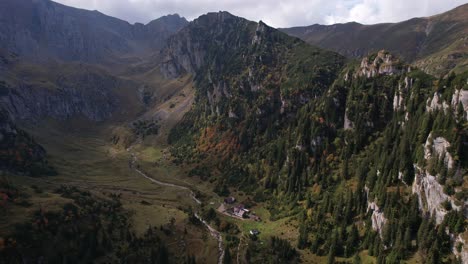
[413,134,463,224]
[343,109,353,130]
[426,92,450,113]
[452,233,468,264]
[452,89,468,120]
[367,201,387,236]
[160,11,251,78]
[1,80,118,121]
[412,168,459,224]
[0,0,188,63]
[0,56,126,121]
[393,83,405,110]
[357,50,403,78]
[424,133,454,169]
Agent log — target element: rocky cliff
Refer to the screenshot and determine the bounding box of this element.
[357,50,403,78]
[0,0,188,63]
[0,51,133,121]
[163,12,344,126]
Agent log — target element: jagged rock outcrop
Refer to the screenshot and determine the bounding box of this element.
[412,133,463,224]
[160,11,253,78]
[393,76,413,111]
[412,168,461,224]
[357,50,403,78]
[452,89,468,120]
[424,133,455,169]
[161,11,344,122]
[426,92,450,112]
[367,201,387,236]
[452,233,468,264]
[365,184,387,236]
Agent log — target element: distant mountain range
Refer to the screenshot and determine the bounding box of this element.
[0,0,188,63]
[281,4,468,76]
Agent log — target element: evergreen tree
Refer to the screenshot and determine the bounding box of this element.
[223,246,232,264]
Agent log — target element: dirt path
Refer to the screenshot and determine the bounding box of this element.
[128,148,224,264]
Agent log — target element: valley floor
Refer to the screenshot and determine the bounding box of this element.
[1,120,429,263]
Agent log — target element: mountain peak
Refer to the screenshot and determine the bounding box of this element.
[193,11,243,24]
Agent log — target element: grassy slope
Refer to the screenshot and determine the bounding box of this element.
[0,66,218,263]
[1,85,219,263]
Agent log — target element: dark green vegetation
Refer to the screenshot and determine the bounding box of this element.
[0,185,170,263]
[246,236,299,263]
[167,12,468,263]
[0,109,55,176]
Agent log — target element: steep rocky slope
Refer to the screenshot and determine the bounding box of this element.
[0,0,188,63]
[281,4,468,76]
[0,49,144,121]
[0,108,53,175]
[165,11,345,161]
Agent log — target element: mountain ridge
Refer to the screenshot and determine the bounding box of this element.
[0,0,189,63]
[281,3,468,76]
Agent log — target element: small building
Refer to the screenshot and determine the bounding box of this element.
[224,197,236,204]
[233,204,247,218]
[250,229,260,236]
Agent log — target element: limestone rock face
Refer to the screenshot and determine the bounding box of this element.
[412,166,466,227]
[424,133,454,169]
[452,89,468,120]
[367,201,387,236]
[452,233,468,264]
[426,92,450,112]
[357,50,402,78]
[412,168,456,224]
[343,109,353,130]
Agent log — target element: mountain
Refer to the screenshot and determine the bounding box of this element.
[0,0,189,122]
[166,11,468,264]
[0,1,467,264]
[281,4,468,76]
[0,48,147,121]
[164,11,345,158]
[0,0,188,63]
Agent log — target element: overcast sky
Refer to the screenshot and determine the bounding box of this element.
[53,0,468,27]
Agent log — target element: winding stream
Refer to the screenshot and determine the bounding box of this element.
[128,150,225,264]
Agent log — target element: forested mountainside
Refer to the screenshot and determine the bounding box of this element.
[0,109,54,176]
[281,4,468,76]
[0,0,467,263]
[168,13,468,263]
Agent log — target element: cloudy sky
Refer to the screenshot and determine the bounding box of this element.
[53,0,468,27]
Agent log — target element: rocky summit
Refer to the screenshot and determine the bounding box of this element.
[0,1,467,264]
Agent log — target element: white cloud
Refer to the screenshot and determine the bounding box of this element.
[53,0,468,27]
[325,0,468,25]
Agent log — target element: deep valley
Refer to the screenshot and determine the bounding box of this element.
[0,1,467,263]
